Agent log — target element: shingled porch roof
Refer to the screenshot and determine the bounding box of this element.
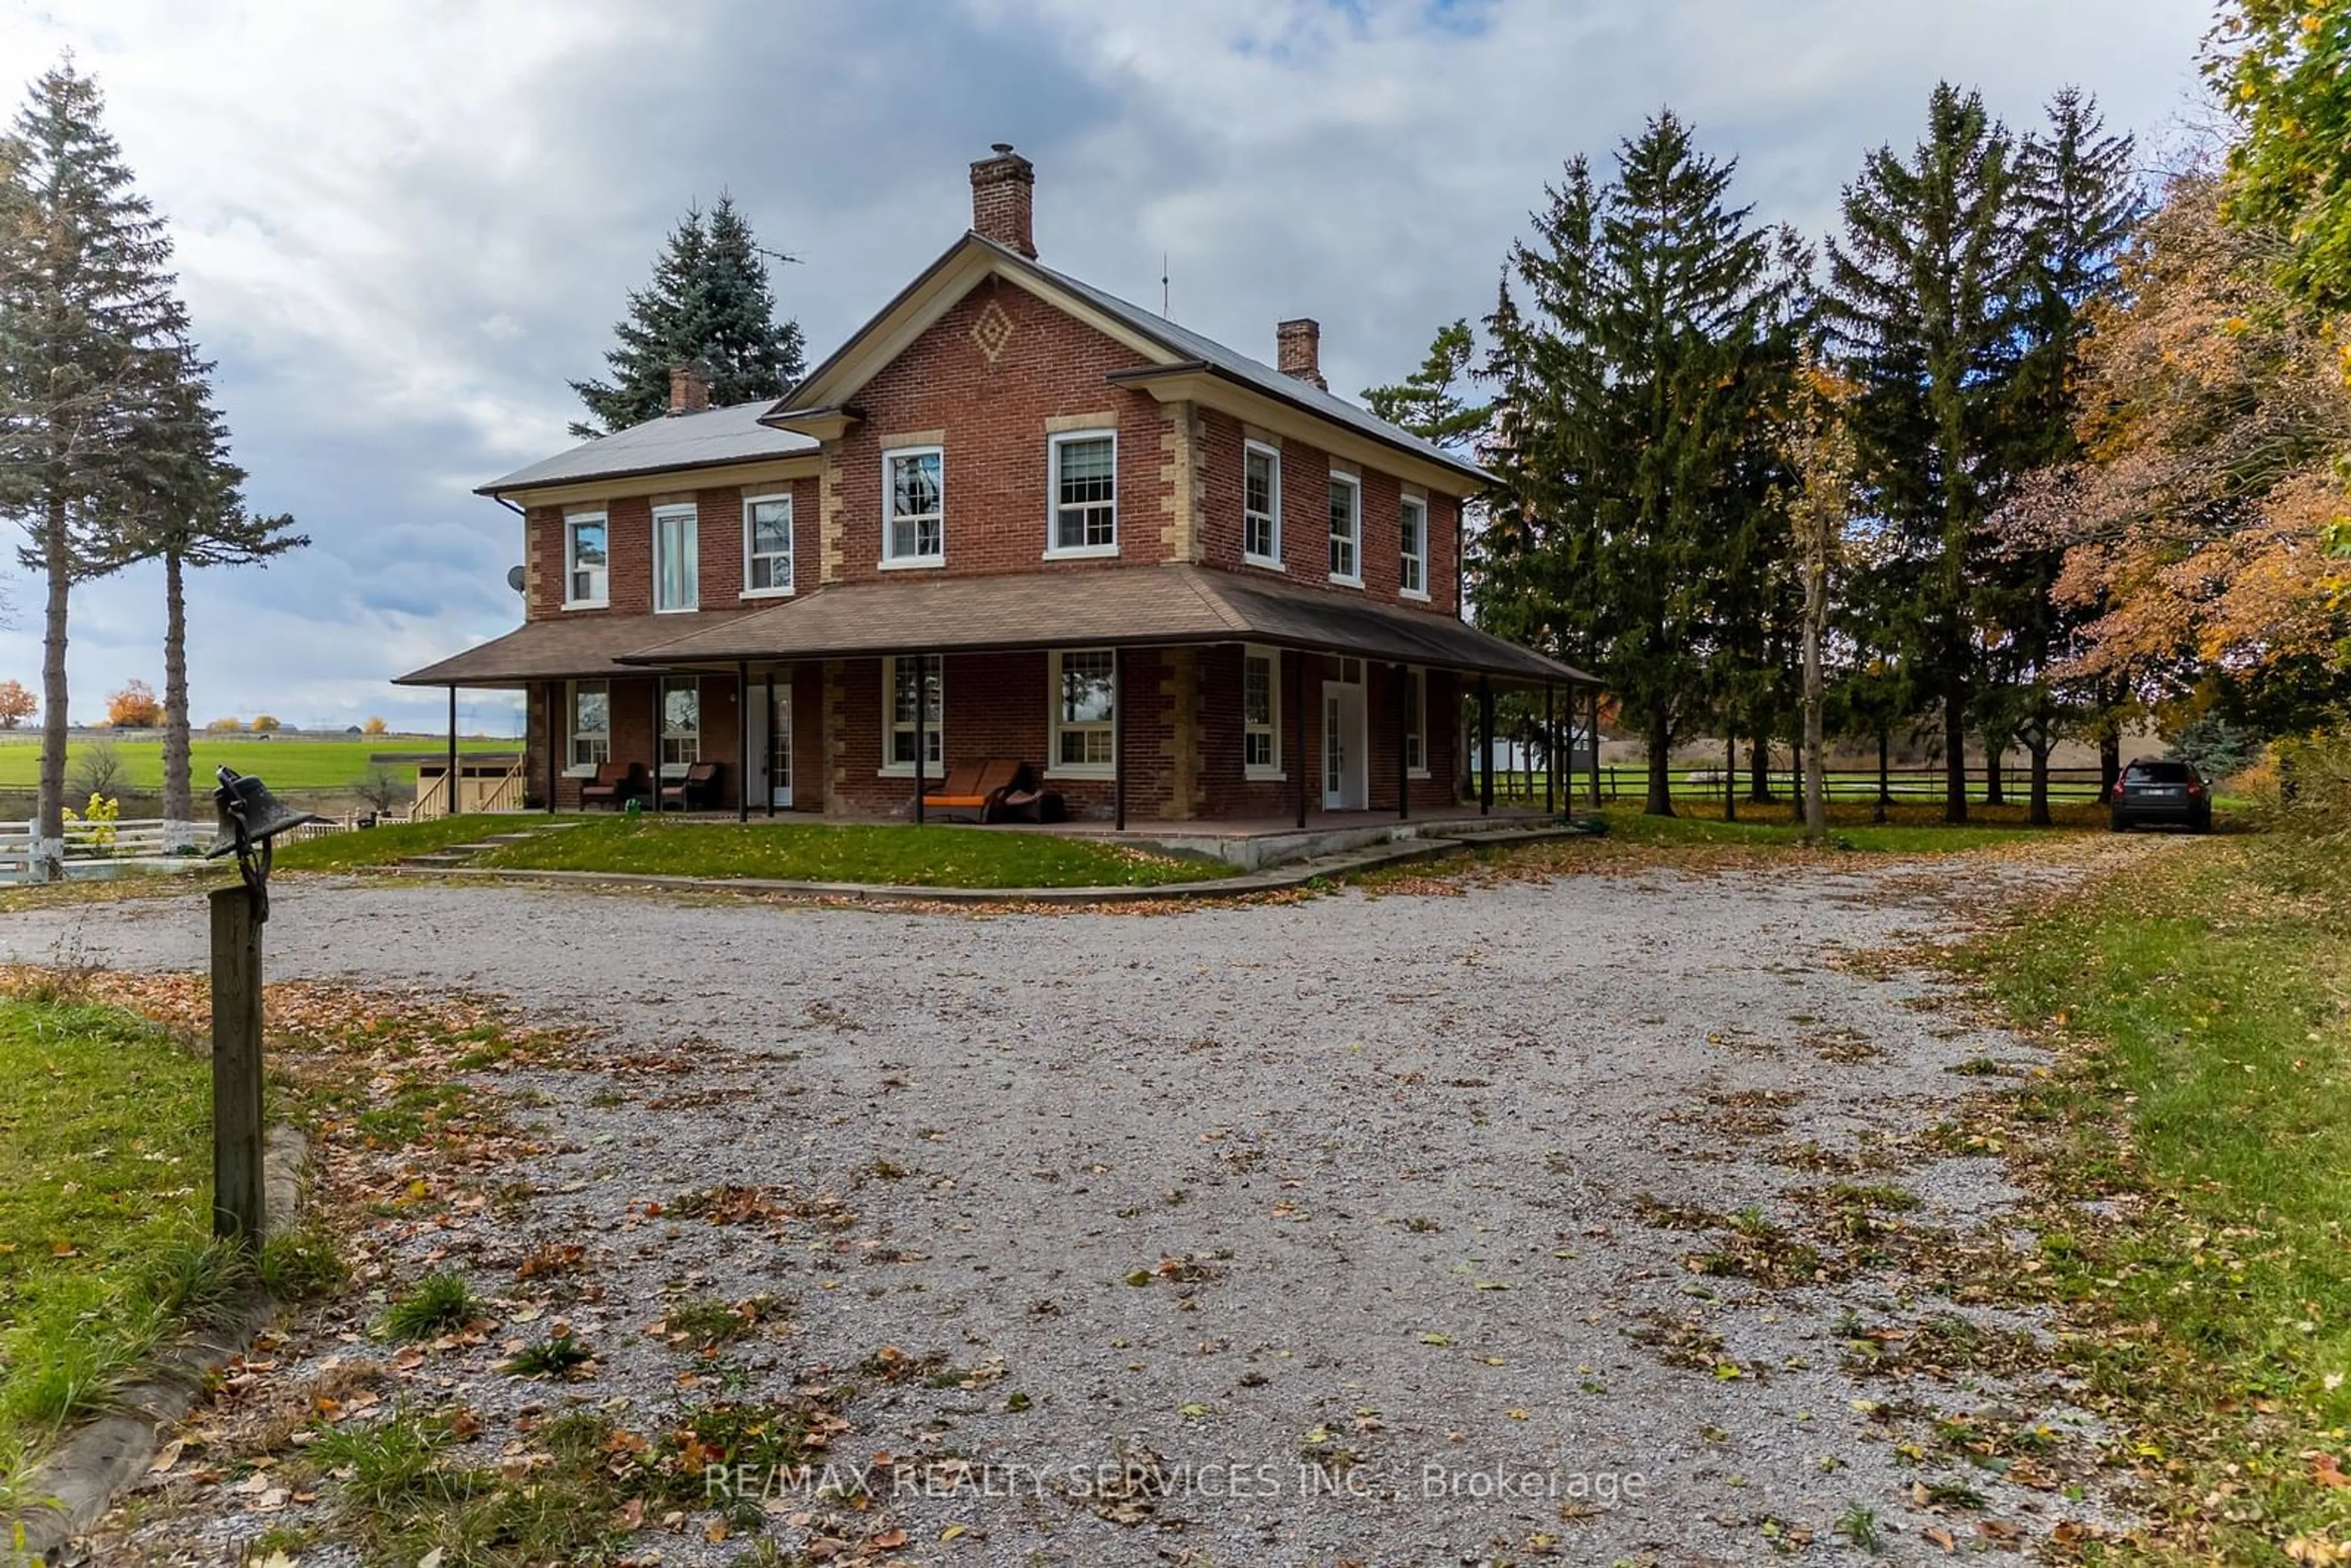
[620,565,1592,686]
[391,609,758,688]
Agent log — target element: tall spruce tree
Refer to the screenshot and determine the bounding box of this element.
[1823,83,2031,823]
[1363,320,1490,450]
[147,362,304,841]
[1492,114,1788,815]
[1996,89,2138,822]
[570,193,805,437]
[0,62,197,880]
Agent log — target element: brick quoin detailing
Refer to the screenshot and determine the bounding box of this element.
[415,141,1577,823]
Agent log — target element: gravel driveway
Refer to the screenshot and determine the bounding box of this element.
[2,859,2120,1566]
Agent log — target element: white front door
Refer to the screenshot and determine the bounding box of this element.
[1322,680,1368,811]
[746,681,793,808]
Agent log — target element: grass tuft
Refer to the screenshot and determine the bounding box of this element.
[380,1272,478,1342]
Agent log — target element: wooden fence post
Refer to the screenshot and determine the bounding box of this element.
[210,886,265,1248]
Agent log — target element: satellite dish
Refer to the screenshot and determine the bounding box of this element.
[506,565,526,594]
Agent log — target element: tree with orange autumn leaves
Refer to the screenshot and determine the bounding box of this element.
[1999,168,2351,736]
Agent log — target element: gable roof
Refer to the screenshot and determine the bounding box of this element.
[478,399,816,497]
[765,233,1491,489]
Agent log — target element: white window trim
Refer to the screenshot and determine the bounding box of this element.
[651,502,700,613]
[1047,648,1117,779]
[1242,441,1284,570]
[1043,429,1119,560]
[741,492,795,599]
[562,512,609,610]
[659,675,700,776]
[1404,666,1430,778]
[1399,496,1431,602]
[1327,470,1363,588]
[564,679,609,777]
[878,655,943,778]
[1242,643,1284,781]
[880,445,946,570]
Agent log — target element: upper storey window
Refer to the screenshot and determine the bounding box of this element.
[883,447,945,568]
[1327,471,1362,587]
[1243,443,1281,567]
[564,514,607,609]
[1400,495,1429,599]
[744,493,793,596]
[1048,432,1117,557]
[653,503,699,612]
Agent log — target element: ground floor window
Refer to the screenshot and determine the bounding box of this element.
[1052,649,1116,773]
[1404,667,1427,775]
[661,677,700,770]
[885,656,942,772]
[1243,645,1281,777]
[568,680,609,771]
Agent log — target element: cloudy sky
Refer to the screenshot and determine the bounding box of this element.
[0,0,2212,734]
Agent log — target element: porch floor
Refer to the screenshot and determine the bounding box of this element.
[994,806,1558,870]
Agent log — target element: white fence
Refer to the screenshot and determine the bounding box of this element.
[0,812,377,880]
[0,816,173,878]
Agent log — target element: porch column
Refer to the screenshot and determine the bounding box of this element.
[544,681,558,814]
[913,653,927,826]
[1292,650,1307,830]
[1112,646,1127,831]
[766,670,778,818]
[1394,662,1409,822]
[650,678,663,814]
[1544,681,1556,816]
[1477,675,1494,817]
[735,661,750,823]
[445,686,458,819]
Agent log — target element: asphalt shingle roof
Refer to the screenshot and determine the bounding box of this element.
[391,609,757,686]
[989,240,1489,484]
[623,565,1591,685]
[478,400,816,496]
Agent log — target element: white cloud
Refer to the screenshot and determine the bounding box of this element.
[0,0,2213,730]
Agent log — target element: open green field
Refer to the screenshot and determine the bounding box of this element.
[474,818,1237,889]
[0,735,516,796]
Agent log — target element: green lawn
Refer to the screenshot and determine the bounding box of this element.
[0,735,516,795]
[270,814,575,874]
[1591,797,2110,852]
[0,992,216,1451]
[1955,831,2351,1558]
[474,819,1237,888]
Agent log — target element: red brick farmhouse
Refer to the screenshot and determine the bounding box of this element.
[398,147,1592,828]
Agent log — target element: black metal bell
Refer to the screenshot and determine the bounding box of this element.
[206,767,321,859]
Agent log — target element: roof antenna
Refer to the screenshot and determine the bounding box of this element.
[1161,252,1170,318]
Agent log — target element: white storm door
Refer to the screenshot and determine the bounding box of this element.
[1322,681,1368,810]
[767,685,793,808]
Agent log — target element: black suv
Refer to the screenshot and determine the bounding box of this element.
[2109,757,2213,833]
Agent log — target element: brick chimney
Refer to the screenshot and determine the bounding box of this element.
[667,360,711,415]
[969,142,1037,259]
[1277,318,1326,391]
